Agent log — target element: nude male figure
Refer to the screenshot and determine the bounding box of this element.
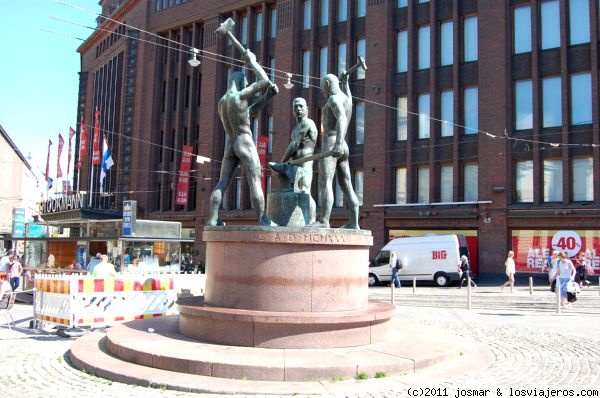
[312,71,360,229]
[207,50,278,226]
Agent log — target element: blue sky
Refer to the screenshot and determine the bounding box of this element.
[0,0,99,183]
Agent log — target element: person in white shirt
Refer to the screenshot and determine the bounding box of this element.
[91,255,117,278]
[501,250,516,291]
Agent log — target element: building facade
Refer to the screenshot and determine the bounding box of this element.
[75,0,600,277]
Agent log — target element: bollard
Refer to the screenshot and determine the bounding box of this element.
[467,276,472,310]
[556,279,561,314]
[529,277,533,295]
[412,276,416,294]
[391,283,395,305]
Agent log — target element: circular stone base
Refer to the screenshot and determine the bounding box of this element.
[178,296,394,348]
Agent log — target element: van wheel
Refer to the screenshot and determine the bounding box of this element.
[434,272,450,287]
[368,274,379,287]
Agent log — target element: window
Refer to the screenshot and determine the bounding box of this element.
[543,159,563,202]
[418,25,430,69]
[542,77,561,127]
[569,0,590,45]
[463,16,478,62]
[303,0,311,30]
[335,177,344,207]
[268,116,273,153]
[357,0,366,17]
[440,21,453,66]
[396,168,407,204]
[355,102,365,144]
[397,97,407,140]
[251,117,258,143]
[541,0,560,49]
[397,0,407,8]
[319,47,328,77]
[418,93,430,139]
[356,39,366,79]
[515,80,533,130]
[464,87,478,134]
[270,8,277,38]
[241,16,248,45]
[302,50,310,88]
[235,178,242,209]
[418,0,429,3]
[440,165,453,202]
[354,170,364,205]
[463,163,478,201]
[440,90,454,137]
[397,30,408,73]
[338,0,348,22]
[572,157,593,201]
[320,0,329,26]
[516,160,533,202]
[571,73,592,125]
[337,42,347,76]
[514,6,532,54]
[417,167,430,203]
[255,12,263,42]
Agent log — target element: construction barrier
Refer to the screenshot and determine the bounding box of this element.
[33,273,206,328]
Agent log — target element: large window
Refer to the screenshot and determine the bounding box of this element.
[440,20,453,66]
[357,0,366,17]
[303,0,311,30]
[571,73,592,125]
[235,178,243,209]
[514,6,532,54]
[464,87,478,134]
[463,16,478,62]
[417,167,430,203]
[418,25,430,69]
[569,0,590,45]
[320,0,329,26]
[268,116,273,153]
[542,77,561,127]
[269,58,276,83]
[270,8,277,38]
[440,165,453,202]
[397,0,407,7]
[355,102,365,144]
[397,30,408,73]
[255,12,263,42]
[319,47,328,78]
[418,93,431,139]
[541,0,560,49]
[396,168,407,204]
[516,160,533,202]
[337,43,347,76]
[543,159,563,202]
[440,90,454,137]
[397,97,407,140]
[241,16,248,45]
[302,50,311,88]
[572,157,593,201]
[354,170,364,206]
[463,163,478,201]
[515,80,533,130]
[356,39,366,79]
[338,0,348,22]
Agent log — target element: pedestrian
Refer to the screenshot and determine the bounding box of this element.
[8,255,23,292]
[0,250,12,274]
[0,273,12,295]
[457,255,476,288]
[501,250,516,291]
[47,253,56,268]
[91,255,117,278]
[556,252,576,308]
[545,251,559,291]
[575,252,591,287]
[390,251,401,288]
[87,253,102,274]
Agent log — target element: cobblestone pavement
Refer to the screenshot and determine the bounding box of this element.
[1,285,599,397]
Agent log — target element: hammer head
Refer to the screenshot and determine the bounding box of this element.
[216,18,235,36]
[358,56,367,71]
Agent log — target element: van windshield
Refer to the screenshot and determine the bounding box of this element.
[371,251,390,266]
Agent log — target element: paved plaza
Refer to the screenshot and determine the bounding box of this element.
[1,283,599,397]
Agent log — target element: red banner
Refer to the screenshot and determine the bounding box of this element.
[67,127,76,175]
[257,135,268,193]
[77,120,88,170]
[45,139,52,181]
[92,109,101,165]
[57,133,64,178]
[175,145,194,206]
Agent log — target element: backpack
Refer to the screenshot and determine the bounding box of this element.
[395,260,402,270]
[460,260,469,272]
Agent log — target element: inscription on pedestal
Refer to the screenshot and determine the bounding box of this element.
[203,230,373,246]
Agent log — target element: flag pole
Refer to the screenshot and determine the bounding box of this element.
[89,161,94,207]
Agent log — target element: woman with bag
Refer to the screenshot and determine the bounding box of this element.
[556,252,576,308]
[577,252,591,287]
[501,250,516,291]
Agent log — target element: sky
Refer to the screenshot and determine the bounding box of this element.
[0,0,100,185]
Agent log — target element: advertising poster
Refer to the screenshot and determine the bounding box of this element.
[511,230,599,275]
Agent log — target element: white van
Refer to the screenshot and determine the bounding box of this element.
[368,234,469,287]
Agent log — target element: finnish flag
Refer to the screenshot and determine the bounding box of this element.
[100,137,114,193]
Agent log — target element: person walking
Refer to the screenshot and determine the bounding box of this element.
[390,252,401,288]
[556,252,576,308]
[501,250,516,291]
[91,255,117,278]
[575,252,591,287]
[8,255,23,292]
[457,255,476,288]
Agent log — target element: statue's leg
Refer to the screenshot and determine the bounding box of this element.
[208,156,237,226]
[312,157,335,228]
[237,138,274,226]
[336,159,360,230]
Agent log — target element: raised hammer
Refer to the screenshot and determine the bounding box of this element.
[340,56,367,79]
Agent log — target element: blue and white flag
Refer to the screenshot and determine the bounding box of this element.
[100,137,114,193]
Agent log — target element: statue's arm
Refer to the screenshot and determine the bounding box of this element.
[282,130,302,163]
[330,100,348,155]
[248,84,278,116]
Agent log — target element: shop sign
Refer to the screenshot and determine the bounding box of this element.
[41,192,85,214]
[123,200,137,236]
[512,230,599,275]
[12,208,25,238]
